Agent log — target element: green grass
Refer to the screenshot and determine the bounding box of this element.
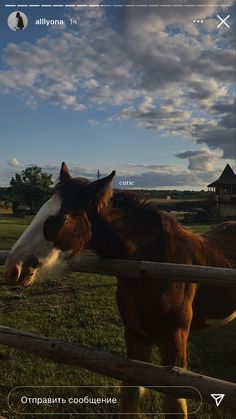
[0,216,235,418]
[185,223,212,234]
[149,198,207,205]
[0,216,33,250]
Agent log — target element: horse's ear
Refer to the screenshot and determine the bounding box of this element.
[86,171,116,211]
[60,162,71,182]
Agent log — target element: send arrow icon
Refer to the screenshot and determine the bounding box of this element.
[211,394,225,407]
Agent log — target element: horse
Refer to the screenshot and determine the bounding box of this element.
[4,163,236,419]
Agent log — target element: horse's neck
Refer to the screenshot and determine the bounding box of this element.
[88,205,170,261]
[88,205,234,267]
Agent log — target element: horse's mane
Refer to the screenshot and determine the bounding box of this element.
[111,191,149,209]
[55,177,90,194]
[55,177,91,211]
[105,191,183,248]
[106,191,215,264]
[111,191,179,228]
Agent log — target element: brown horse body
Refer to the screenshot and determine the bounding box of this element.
[89,193,236,332]
[4,164,236,418]
[87,191,236,417]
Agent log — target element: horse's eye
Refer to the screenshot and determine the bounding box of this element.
[43,214,65,242]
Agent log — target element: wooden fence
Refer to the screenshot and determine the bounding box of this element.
[1,324,236,410]
[0,251,236,410]
[0,251,236,286]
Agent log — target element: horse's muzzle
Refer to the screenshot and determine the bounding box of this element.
[4,257,21,285]
[4,254,39,286]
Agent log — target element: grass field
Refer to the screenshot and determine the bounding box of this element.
[149,198,207,205]
[0,216,235,418]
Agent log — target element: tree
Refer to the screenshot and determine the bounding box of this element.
[0,187,11,209]
[10,166,54,209]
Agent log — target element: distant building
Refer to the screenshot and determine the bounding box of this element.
[208,164,236,219]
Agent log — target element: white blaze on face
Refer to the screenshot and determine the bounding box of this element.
[11,193,62,270]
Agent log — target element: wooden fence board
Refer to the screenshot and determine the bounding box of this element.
[0,252,235,286]
[0,325,236,409]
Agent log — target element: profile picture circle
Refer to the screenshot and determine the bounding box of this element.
[8,11,28,32]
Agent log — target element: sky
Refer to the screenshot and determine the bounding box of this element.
[0,0,235,190]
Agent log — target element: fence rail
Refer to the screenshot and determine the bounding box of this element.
[1,251,236,410]
[0,252,236,286]
[0,325,236,409]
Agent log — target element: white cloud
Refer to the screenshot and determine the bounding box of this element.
[87,119,100,126]
[83,79,99,89]
[139,96,154,113]
[7,157,22,167]
[0,157,229,190]
[39,161,223,190]
[0,0,234,160]
[176,149,223,171]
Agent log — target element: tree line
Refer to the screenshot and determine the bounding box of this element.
[0,166,212,214]
[0,166,53,212]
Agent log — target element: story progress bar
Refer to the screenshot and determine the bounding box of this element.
[4,4,232,8]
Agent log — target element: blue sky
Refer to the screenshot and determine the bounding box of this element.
[0,1,235,189]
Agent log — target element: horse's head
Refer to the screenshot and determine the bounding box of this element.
[4,163,115,286]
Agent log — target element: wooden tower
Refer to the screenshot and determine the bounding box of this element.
[208,164,236,219]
